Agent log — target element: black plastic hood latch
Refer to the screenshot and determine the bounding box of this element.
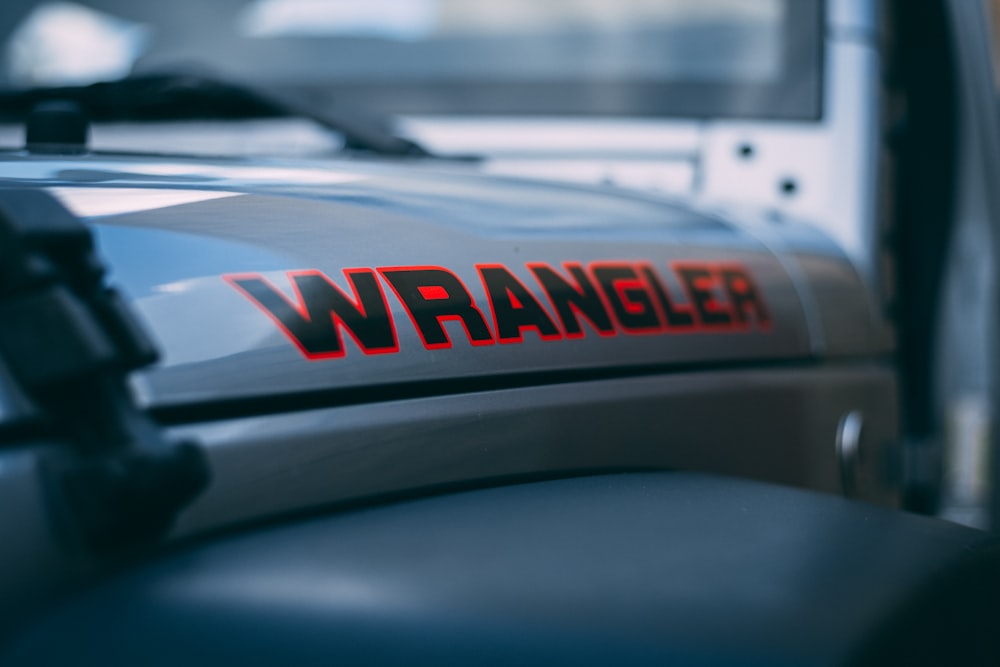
[0,188,210,555]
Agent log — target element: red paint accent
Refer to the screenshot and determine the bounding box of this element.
[418,285,449,300]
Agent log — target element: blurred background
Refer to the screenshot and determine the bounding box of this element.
[0,0,998,532]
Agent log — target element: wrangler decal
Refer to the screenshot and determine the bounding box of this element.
[225,261,771,359]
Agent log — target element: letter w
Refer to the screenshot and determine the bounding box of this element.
[225,269,398,359]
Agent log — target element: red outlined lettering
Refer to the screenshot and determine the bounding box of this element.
[528,261,617,339]
[224,269,398,359]
[718,263,772,331]
[225,260,772,360]
[477,264,562,344]
[639,263,697,332]
[378,266,495,349]
[590,262,665,335]
[673,262,736,330]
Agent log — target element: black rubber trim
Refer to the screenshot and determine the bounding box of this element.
[146,355,888,426]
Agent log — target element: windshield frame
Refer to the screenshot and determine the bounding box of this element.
[0,0,826,122]
[277,0,826,121]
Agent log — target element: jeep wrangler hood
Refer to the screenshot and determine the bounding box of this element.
[0,153,883,411]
